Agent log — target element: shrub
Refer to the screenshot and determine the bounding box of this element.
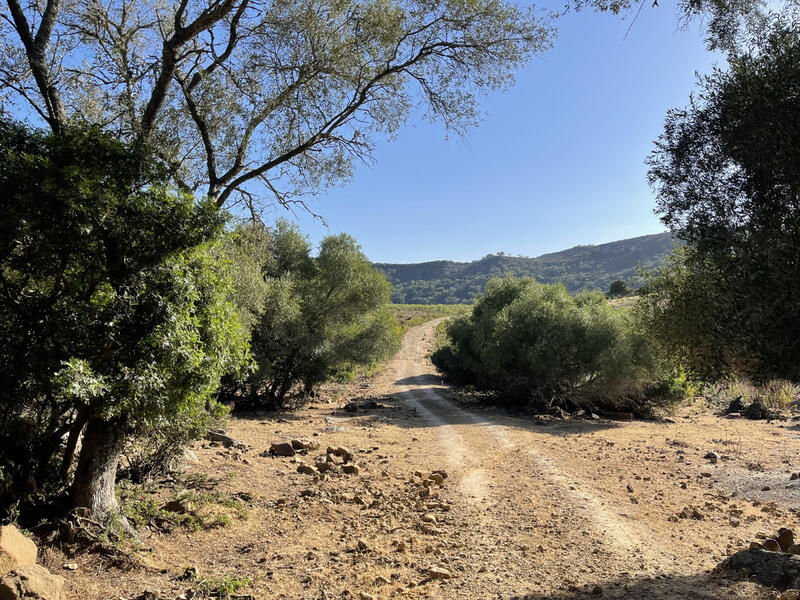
[225,221,401,408]
[433,277,670,413]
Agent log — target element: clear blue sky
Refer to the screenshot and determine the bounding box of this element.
[282,3,721,264]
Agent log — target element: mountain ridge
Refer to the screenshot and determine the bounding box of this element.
[374,232,676,304]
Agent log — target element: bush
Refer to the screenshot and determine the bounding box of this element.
[226,221,401,408]
[432,277,671,413]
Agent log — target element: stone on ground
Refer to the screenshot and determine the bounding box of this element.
[0,526,37,577]
[0,564,65,600]
[721,548,800,588]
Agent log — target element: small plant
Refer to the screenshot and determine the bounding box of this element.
[194,575,251,599]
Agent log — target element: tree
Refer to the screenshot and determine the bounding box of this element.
[0,121,249,522]
[1,0,552,211]
[228,221,401,407]
[607,279,631,298]
[432,277,663,412]
[645,20,800,382]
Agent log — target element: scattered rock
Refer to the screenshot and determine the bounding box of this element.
[0,564,65,600]
[60,564,77,572]
[721,548,800,588]
[426,567,452,580]
[205,430,244,449]
[704,451,720,464]
[626,484,634,494]
[297,464,316,475]
[270,442,296,457]
[0,526,37,577]
[763,539,782,552]
[316,461,335,473]
[677,506,704,520]
[291,439,319,452]
[743,401,779,420]
[373,575,391,586]
[763,486,772,492]
[358,593,375,600]
[136,591,159,600]
[792,473,799,481]
[327,446,355,463]
[356,539,370,553]
[342,464,360,475]
[778,529,795,552]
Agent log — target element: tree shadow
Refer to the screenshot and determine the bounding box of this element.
[496,571,766,599]
[335,386,624,436]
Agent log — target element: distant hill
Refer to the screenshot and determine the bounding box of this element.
[374,232,676,304]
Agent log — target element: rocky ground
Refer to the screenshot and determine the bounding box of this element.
[48,320,800,599]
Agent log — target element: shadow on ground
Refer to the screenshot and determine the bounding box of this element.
[328,386,624,437]
[498,571,768,600]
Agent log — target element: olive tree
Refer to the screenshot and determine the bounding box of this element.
[644,20,800,382]
[0,121,249,522]
[227,221,400,407]
[1,0,553,211]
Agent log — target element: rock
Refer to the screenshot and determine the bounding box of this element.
[427,567,452,580]
[0,564,65,600]
[743,401,778,420]
[762,539,781,552]
[291,439,319,452]
[297,464,316,475]
[60,564,77,572]
[326,446,355,463]
[421,524,443,535]
[727,397,745,413]
[270,442,296,457]
[356,539,370,553]
[721,548,800,588]
[205,430,244,449]
[762,486,772,492]
[704,451,720,464]
[373,575,391,586]
[316,459,335,472]
[626,484,634,494]
[358,593,375,600]
[750,541,766,550]
[428,474,444,486]
[0,526,37,577]
[342,464,360,475]
[779,530,795,552]
[136,591,159,600]
[791,473,799,481]
[788,544,800,555]
[392,540,408,552]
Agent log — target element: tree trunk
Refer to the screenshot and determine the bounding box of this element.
[72,417,126,521]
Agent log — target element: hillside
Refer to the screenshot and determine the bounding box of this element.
[374,232,675,304]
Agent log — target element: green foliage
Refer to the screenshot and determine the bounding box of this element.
[375,233,675,304]
[0,120,248,518]
[227,221,401,407]
[432,277,670,413]
[646,20,800,383]
[607,279,632,298]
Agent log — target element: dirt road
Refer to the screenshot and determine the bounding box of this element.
[62,320,800,599]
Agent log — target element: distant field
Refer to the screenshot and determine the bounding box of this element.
[390,303,471,332]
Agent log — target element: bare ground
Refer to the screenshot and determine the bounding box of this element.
[53,320,800,599]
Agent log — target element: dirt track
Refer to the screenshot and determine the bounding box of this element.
[60,320,800,599]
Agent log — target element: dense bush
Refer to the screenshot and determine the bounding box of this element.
[646,21,800,383]
[432,277,669,413]
[0,121,249,522]
[226,221,401,408]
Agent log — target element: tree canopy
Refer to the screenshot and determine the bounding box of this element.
[643,19,800,382]
[1,0,552,211]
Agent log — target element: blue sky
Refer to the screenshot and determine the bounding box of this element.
[284,3,721,263]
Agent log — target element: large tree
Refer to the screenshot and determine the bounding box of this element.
[1,0,552,212]
[643,20,800,382]
[0,121,249,523]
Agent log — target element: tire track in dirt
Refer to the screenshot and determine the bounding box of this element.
[392,319,662,567]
